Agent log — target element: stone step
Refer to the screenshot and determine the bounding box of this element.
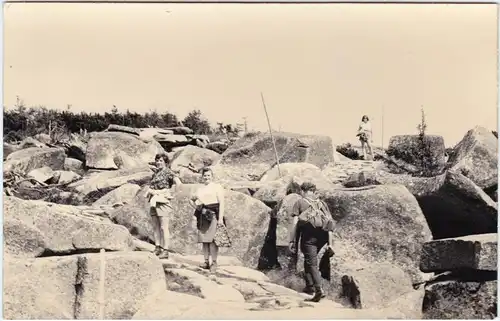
[164,268,246,303]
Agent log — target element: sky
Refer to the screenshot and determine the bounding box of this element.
[3,3,498,147]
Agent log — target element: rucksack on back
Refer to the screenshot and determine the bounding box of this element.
[297,198,332,229]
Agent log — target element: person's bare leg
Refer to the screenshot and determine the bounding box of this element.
[209,242,219,272]
[159,216,170,250]
[366,141,374,160]
[151,214,161,255]
[157,216,170,258]
[200,243,210,269]
[361,141,367,160]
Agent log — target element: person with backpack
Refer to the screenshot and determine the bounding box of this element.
[288,182,335,302]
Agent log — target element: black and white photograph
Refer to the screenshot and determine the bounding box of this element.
[2,2,498,319]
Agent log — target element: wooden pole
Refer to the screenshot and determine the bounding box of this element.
[99,248,106,319]
[381,105,385,150]
[260,92,281,177]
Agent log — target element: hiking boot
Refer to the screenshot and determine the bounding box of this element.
[305,289,326,303]
[302,287,315,295]
[199,261,210,270]
[157,249,169,259]
[209,262,218,273]
[153,245,162,256]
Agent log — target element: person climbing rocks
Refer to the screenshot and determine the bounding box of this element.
[357,115,374,160]
[189,167,228,273]
[288,182,335,303]
[146,154,182,259]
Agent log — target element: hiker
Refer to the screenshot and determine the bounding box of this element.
[189,167,230,273]
[357,115,374,160]
[146,154,182,259]
[288,182,335,303]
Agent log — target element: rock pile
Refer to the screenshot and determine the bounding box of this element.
[3,123,497,319]
[420,234,497,319]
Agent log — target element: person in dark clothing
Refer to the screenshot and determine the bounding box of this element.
[288,182,335,302]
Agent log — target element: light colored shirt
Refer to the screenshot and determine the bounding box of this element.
[195,182,224,205]
[359,121,372,133]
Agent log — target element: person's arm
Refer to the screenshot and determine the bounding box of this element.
[288,200,303,247]
[173,176,182,185]
[289,216,299,244]
[328,229,335,247]
[216,185,225,224]
[170,168,183,186]
[189,191,198,208]
[321,200,336,247]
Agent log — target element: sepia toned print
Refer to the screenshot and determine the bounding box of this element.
[2,2,498,319]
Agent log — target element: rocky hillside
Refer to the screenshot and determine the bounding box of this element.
[3,124,497,319]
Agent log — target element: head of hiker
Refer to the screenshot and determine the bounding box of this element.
[201,167,214,185]
[155,154,167,169]
[300,182,317,199]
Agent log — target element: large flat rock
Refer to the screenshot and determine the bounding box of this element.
[259,162,321,182]
[68,166,153,197]
[386,134,446,176]
[221,132,333,170]
[420,233,497,273]
[106,124,141,136]
[4,147,66,174]
[92,183,141,207]
[85,131,164,170]
[170,145,221,172]
[4,197,134,256]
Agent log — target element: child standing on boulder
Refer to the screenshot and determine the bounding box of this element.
[357,115,374,160]
[189,167,229,273]
[146,154,182,259]
[288,182,335,302]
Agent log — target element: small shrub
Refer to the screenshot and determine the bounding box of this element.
[243,131,261,139]
[386,108,441,177]
[445,147,455,164]
[415,108,438,177]
[45,190,85,206]
[336,143,362,160]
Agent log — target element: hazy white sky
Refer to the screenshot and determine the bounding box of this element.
[3,3,498,147]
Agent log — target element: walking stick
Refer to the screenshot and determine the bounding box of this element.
[261,92,282,178]
[99,248,106,319]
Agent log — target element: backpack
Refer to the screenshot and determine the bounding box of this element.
[298,198,332,230]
